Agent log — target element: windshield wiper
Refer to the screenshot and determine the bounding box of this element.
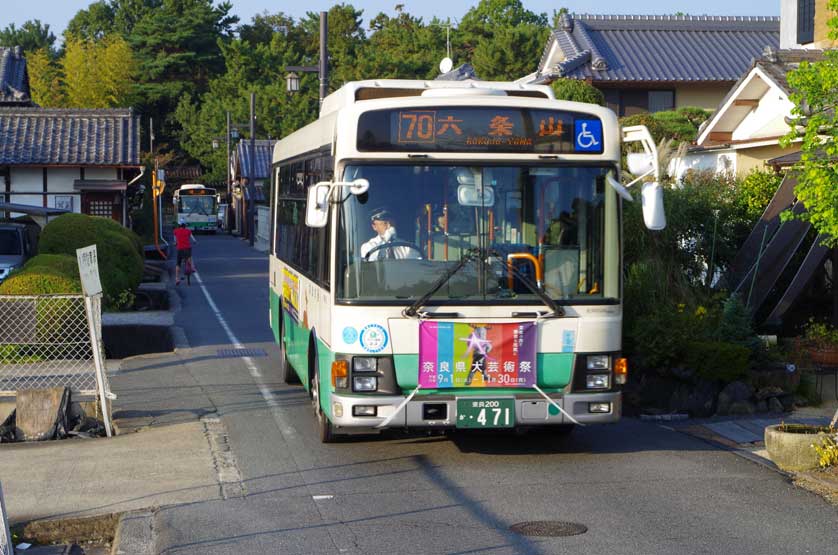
[402,248,481,318]
[402,248,565,319]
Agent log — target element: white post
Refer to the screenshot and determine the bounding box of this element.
[84,294,112,438]
[0,481,12,555]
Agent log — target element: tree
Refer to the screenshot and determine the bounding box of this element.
[0,20,57,56]
[782,0,838,245]
[65,1,116,41]
[61,35,135,108]
[26,48,63,107]
[551,78,605,105]
[458,0,548,81]
[355,10,447,80]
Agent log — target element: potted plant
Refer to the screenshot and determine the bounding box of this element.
[765,408,838,472]
[802,320,838,366]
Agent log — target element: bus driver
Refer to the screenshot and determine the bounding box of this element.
[361,208,420,261]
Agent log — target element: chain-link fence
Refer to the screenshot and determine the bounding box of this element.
[0,295,109,397]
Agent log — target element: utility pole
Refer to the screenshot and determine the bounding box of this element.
[319,11,329,105]
[226,110,232,234]
[248,92,256,247]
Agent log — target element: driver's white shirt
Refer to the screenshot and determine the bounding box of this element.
[360,227,420,261]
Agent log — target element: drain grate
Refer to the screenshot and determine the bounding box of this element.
[216,348,268,358]
[509,521,588,537]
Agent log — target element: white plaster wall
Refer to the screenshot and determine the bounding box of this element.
[732,93,794,141]
[671,150,736,182]
[781,0,799,49]
[10,168,42,193]
[85,168,118,180]
[46,168,79,194]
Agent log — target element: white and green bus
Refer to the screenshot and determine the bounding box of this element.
[269,79,664,442]
[173,184,219,232]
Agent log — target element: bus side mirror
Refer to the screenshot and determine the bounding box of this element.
[305,182,331,228]
[641,182,666,230]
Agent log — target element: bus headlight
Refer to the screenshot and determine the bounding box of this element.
[586,374,610,389]
[353,376,378,392]
[353,357,378,372]
[586,355,610,371]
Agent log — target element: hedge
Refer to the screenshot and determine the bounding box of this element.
[23,254,81,279]
[37,213,143,309]
[0,268,81,295]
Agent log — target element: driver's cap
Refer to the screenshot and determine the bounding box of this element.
[370,208,393,222]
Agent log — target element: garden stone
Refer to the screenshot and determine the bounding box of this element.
[755,386,784,401]
[794,394,809,408]
[721,381,753,402]
[768,397,784,413]
[669,379,717,417]
[778,393,795,411]
[756,400,768,413]
[728,400,756,416]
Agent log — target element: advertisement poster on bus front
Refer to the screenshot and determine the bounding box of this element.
[418,322,536,388]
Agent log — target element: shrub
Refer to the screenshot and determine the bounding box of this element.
[23,254,80,279]
[0,268,81,295]
[38,213,143,309]
[684,340,751,383]
[738,169,782,223]
[551,78,605,106]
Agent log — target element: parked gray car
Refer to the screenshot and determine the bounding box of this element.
[0,222,40,283]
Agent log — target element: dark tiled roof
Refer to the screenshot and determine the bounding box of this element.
[0,47,32,105]
[539,14,780,83]
[754,48,824,95]
[237,139,274,179]
[0,107,140,166]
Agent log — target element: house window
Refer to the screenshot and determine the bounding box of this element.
[648,91,675,113]
[798,0,815,44]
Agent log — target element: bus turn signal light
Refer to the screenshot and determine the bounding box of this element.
[332,360,348,388]
[614,358,628,384]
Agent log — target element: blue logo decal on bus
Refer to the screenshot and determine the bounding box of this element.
[342,326,358,344]
[574,119,602,153]
[360,324,388,353]
[562,330,576,353]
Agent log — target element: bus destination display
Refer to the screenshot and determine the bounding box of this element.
[357,107,603,154]
[181,188,213,195]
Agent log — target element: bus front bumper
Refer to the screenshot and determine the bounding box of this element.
[328,391,621,430]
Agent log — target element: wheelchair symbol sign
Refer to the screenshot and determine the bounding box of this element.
[574,119,603,152]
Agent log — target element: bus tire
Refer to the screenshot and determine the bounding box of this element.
[278,314,299,384]
[310,350,336,443]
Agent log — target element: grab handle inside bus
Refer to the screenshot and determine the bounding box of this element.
[305,179,370,228]
[506,253,543,290]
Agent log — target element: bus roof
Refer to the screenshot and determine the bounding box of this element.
[178,184,210,191]
[319,79,555,118]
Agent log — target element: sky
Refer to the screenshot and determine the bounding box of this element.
[4,0,780,39]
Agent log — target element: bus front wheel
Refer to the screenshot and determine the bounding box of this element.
[278,316,299,384]
[310,354,336,443]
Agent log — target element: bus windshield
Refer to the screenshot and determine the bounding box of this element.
[179,195,216,216]
[337,164,617,304]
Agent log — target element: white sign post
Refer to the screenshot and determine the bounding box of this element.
[76,245,113,437]
[0,481,12,555]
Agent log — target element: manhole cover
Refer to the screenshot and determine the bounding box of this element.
[509,521,588,537]
[216,348,268,358]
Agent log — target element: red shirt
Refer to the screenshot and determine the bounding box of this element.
[173,227,192,250]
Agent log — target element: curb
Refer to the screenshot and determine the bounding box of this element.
[674,424,789,477]
[111,510,157,555]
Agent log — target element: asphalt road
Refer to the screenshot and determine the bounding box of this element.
[156,234,838,554]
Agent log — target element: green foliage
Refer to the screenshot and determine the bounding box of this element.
[619,107,711,143]
[781,0,838,246]
[0,20,57,56]
[738,169,781,222]
[61,34,136,108]
[0,270,81,295]
[813,435,838,468]
[685,340,750,383]
[25,48,64,107]
[803,319,838,349]
[550,79,605,105]
[23,254,81,279]
[38,214,143,310]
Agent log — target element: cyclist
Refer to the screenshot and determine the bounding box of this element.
[174,220,197,285]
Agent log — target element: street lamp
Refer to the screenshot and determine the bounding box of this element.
[285,11,329,104]
[286,72,300,93]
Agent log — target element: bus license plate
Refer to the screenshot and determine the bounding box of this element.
[456,399,515,429]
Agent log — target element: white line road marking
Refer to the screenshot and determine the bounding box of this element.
[312,495,334,501]
[193,271,298,439]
